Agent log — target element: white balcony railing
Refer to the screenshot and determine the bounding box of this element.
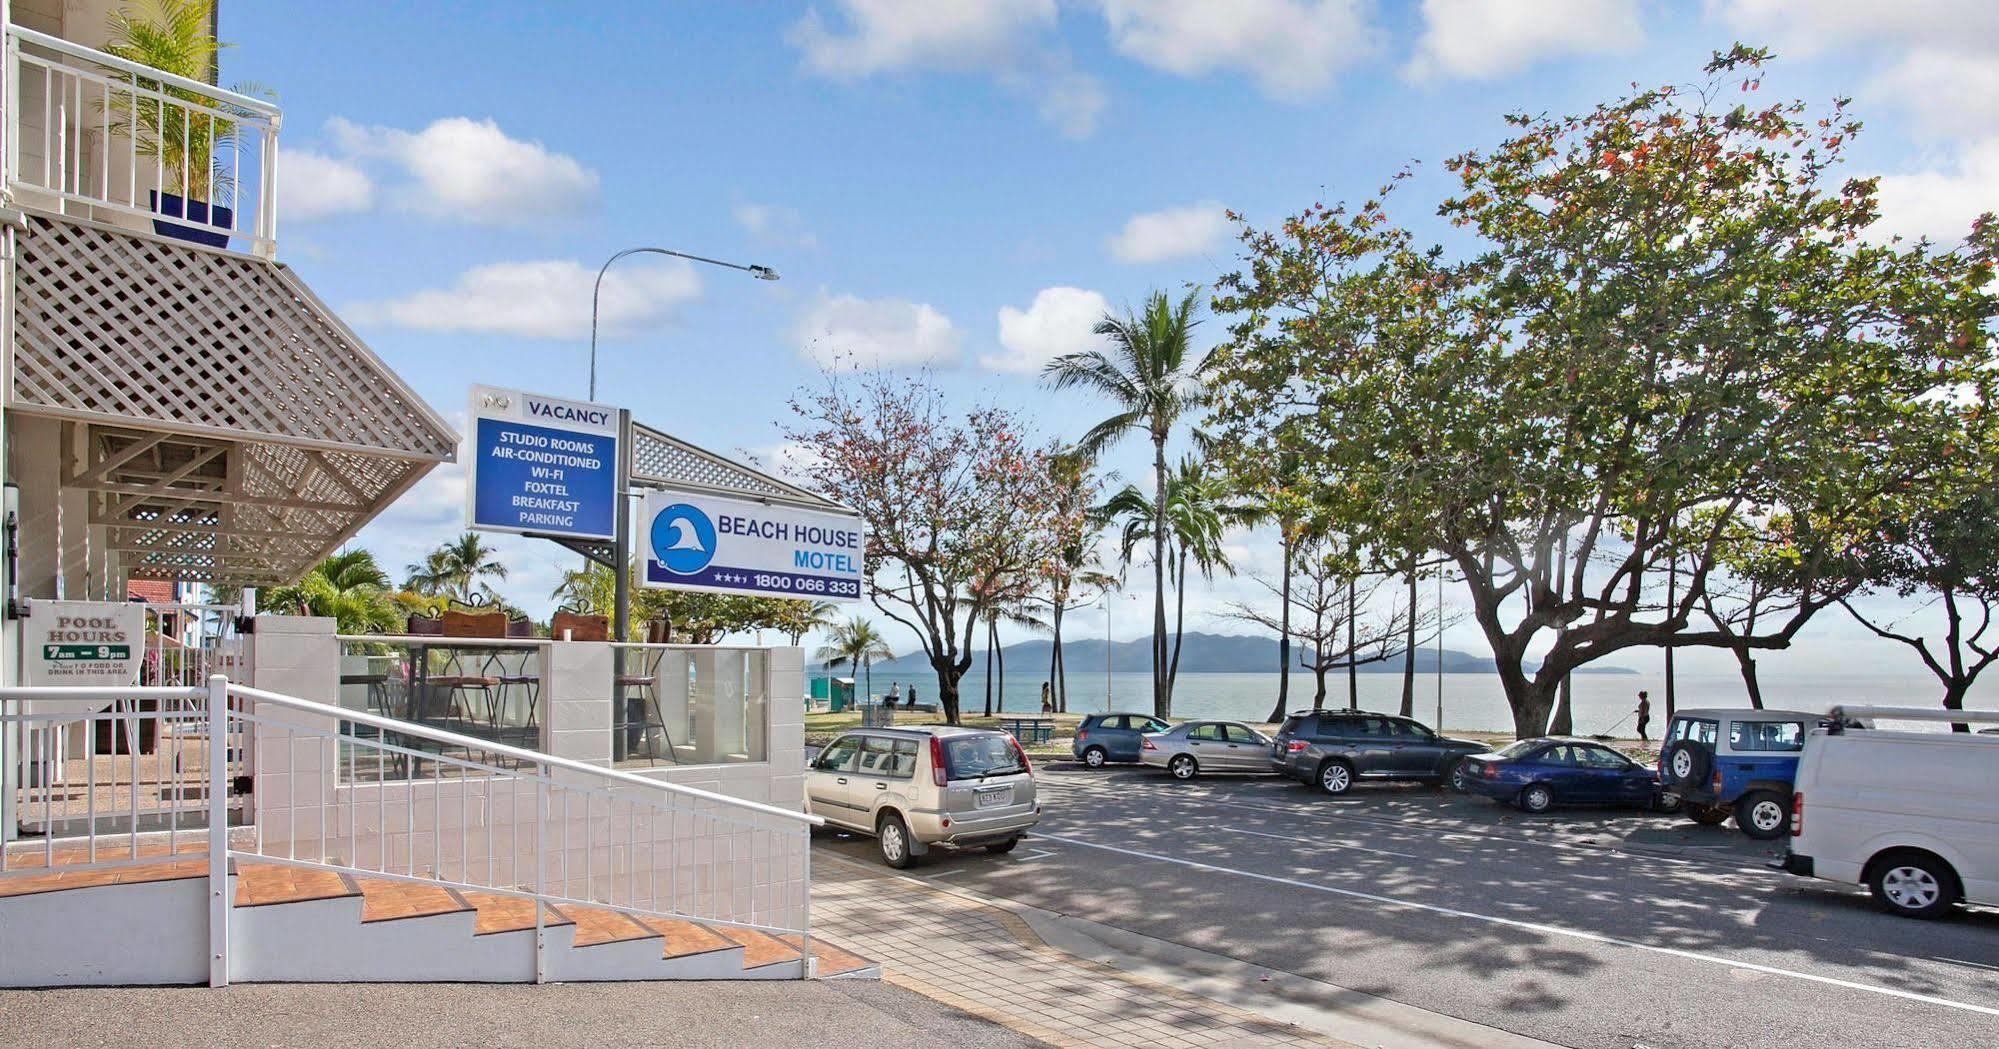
[2,23,279,258]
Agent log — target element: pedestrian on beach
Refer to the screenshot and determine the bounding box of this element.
[886,681,901,709]
[1635,690,1651,742]
[1041,681,1053,713]
[907,685,919,710]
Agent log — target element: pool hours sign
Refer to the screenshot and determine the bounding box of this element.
[641,488,865,602]
[466,385,622,541]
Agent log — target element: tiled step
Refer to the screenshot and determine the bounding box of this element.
[459,889,576,936]
[233,861,355,907]
[635,915,737,960]
[354,875,470,923]
[716,925,803,969]
[553,902,660,947]
[780,934,877,978]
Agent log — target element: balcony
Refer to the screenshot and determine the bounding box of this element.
[3,22,279,258]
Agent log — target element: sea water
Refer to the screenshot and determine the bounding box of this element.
[835,670,1999,734]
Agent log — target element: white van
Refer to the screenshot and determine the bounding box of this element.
[1779,706,1999,918]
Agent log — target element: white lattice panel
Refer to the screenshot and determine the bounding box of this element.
[10,211,456,460]
[631,422,844,509]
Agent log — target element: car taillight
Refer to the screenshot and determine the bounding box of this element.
[1141,738,1157,750]
[1791,792,1804,836]
[1008,735,1032,774]
[1483,763,1499,779]
[1712,770,1722,793]
[1285,740,1307,753]
[1077,729,1088,740]
[930,736,948,786]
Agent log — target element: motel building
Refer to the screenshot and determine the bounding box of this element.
[0,2,866,985]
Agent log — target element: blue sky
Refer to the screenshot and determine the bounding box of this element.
[221,2,1999,681]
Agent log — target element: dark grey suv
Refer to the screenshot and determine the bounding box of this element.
[1272,711,1488,795]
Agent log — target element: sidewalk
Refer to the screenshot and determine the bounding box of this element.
[812,854,1354,1048]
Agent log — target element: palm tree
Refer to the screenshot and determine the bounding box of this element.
[407,532,508,603]
[1044,287,1209,718]
[263,550,399,634]
[973,578,1047,716]
[1101,457,1244,702]
[817,617,894,704]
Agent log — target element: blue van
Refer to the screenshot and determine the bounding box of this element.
[1658,708,1831,839]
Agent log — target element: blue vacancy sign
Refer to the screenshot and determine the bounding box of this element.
[641,488,864,602]
[466,384,621,541]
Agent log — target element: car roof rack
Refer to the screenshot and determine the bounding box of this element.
[1829,705,1999,726]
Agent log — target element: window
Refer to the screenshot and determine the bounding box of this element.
[1390,719,1436,741]
[1669,718,1719,747]
[1100,715,1129,730]
[1356,717,1393,738]
[1225,724,1262,744]
[943,735,1024,779]
[858,736,917,778]
[1577,746,1631,769]
[1730,720,1805,753]
[1138,717,1170,733]
[1188,723,1225,742]
[1539,745,1579,766]
[816,736,863,773]
[1495,740,1542,759]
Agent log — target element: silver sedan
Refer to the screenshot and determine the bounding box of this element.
[1139,720,1276,780]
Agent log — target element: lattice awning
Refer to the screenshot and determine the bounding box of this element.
[10,210,458,585]
[631,422,850,513]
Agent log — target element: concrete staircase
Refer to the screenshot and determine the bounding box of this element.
[0,847,873,987]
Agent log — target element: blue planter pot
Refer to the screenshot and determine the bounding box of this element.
[149,191,233,248]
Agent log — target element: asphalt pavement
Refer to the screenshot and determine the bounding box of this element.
[815,763,1999,1049]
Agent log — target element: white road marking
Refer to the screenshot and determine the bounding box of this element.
[1034,833,1999,1020]
[1219,825,1421,859]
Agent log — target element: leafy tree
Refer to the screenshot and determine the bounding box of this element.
[784,371,1064,724]
[1101,457,1245,702]
[1840,491,1999,729]
[262,549,398,634]
[552,563,805,643]
[405,532,509,604]
[1210,47,1999,737]
[816,617,895,703]
[1044,289,1211,718]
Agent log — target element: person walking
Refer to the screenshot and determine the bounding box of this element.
[907,685,919,710]
[885,681,901,709]
[1634,690,1652,742]
[1040,681,1053,713]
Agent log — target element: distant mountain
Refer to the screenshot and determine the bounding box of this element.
[820,630,1635,676]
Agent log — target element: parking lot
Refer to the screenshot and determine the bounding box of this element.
[814,763,1999,1049]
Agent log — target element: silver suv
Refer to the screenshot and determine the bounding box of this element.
[806,726,1040,868]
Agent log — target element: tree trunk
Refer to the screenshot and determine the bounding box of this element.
[1152,436,1170,719]
[1168,548,1188,699]
[1346,577,1358,711]
[1399,560,1416,718]
[1548,534,1574,736]
[935,664,963,726]
[1269,533,1293,723]
[1312,658,1328,706]
[1944,680,1970,733]
[1049,603,1063,712]
[1505,676,1558,741]
[1732,646,1764,709]
[996,625,1008,714]
[983,619,996,717]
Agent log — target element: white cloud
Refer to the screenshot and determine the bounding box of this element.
[985,286,1110,373]
[733,202,820,249]
[278,147,372,222]
[325,116,598,224]
[1099,0,1374,99]
[346,258,701,340]
[1106,201,1230,264]
[792,290,961,369]
[1405,0,1642,82]
[785,0,1103,138]
[1869,139,1999,244]
[1706,1,1999,138]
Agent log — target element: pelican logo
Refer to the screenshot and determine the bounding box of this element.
[650,503,717,575]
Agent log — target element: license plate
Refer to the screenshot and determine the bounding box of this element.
[975,787,1010,809]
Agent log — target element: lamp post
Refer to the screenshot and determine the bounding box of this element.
[585,247,777,644]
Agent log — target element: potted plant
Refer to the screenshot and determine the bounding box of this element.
[101,0,261,247]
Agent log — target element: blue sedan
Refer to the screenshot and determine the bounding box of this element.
[1461,738,1680,814]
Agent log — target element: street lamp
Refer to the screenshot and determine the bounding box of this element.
[583,246,779,650]
[587,247,779,402]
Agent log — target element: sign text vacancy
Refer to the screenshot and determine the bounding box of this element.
[466,384,620,541]
[642,489,865,602]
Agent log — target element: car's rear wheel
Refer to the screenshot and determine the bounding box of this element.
[1168,754,1199,780]
[1736,790,1789,840]
[1518,784,1554,813]
[1870,852,1958,919]
[878,814,917,869]
[1082,746,1108,768]
[987,837,1020,854]
[1318,760,1354,796]
[1686,803,1730,826]
[1651,791,1684,815]
[1446,758,1471,794]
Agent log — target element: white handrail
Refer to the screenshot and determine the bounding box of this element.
[225,680,821,826]
[10,25,280,118]
[338,634,550,649]
[0,685,205,703]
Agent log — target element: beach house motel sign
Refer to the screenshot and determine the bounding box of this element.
[466,385,620,542]
[642,488,864,602]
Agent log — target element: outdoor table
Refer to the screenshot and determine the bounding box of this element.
[998,715,1055,744]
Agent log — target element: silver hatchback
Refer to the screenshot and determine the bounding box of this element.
[806,726,1040,868]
